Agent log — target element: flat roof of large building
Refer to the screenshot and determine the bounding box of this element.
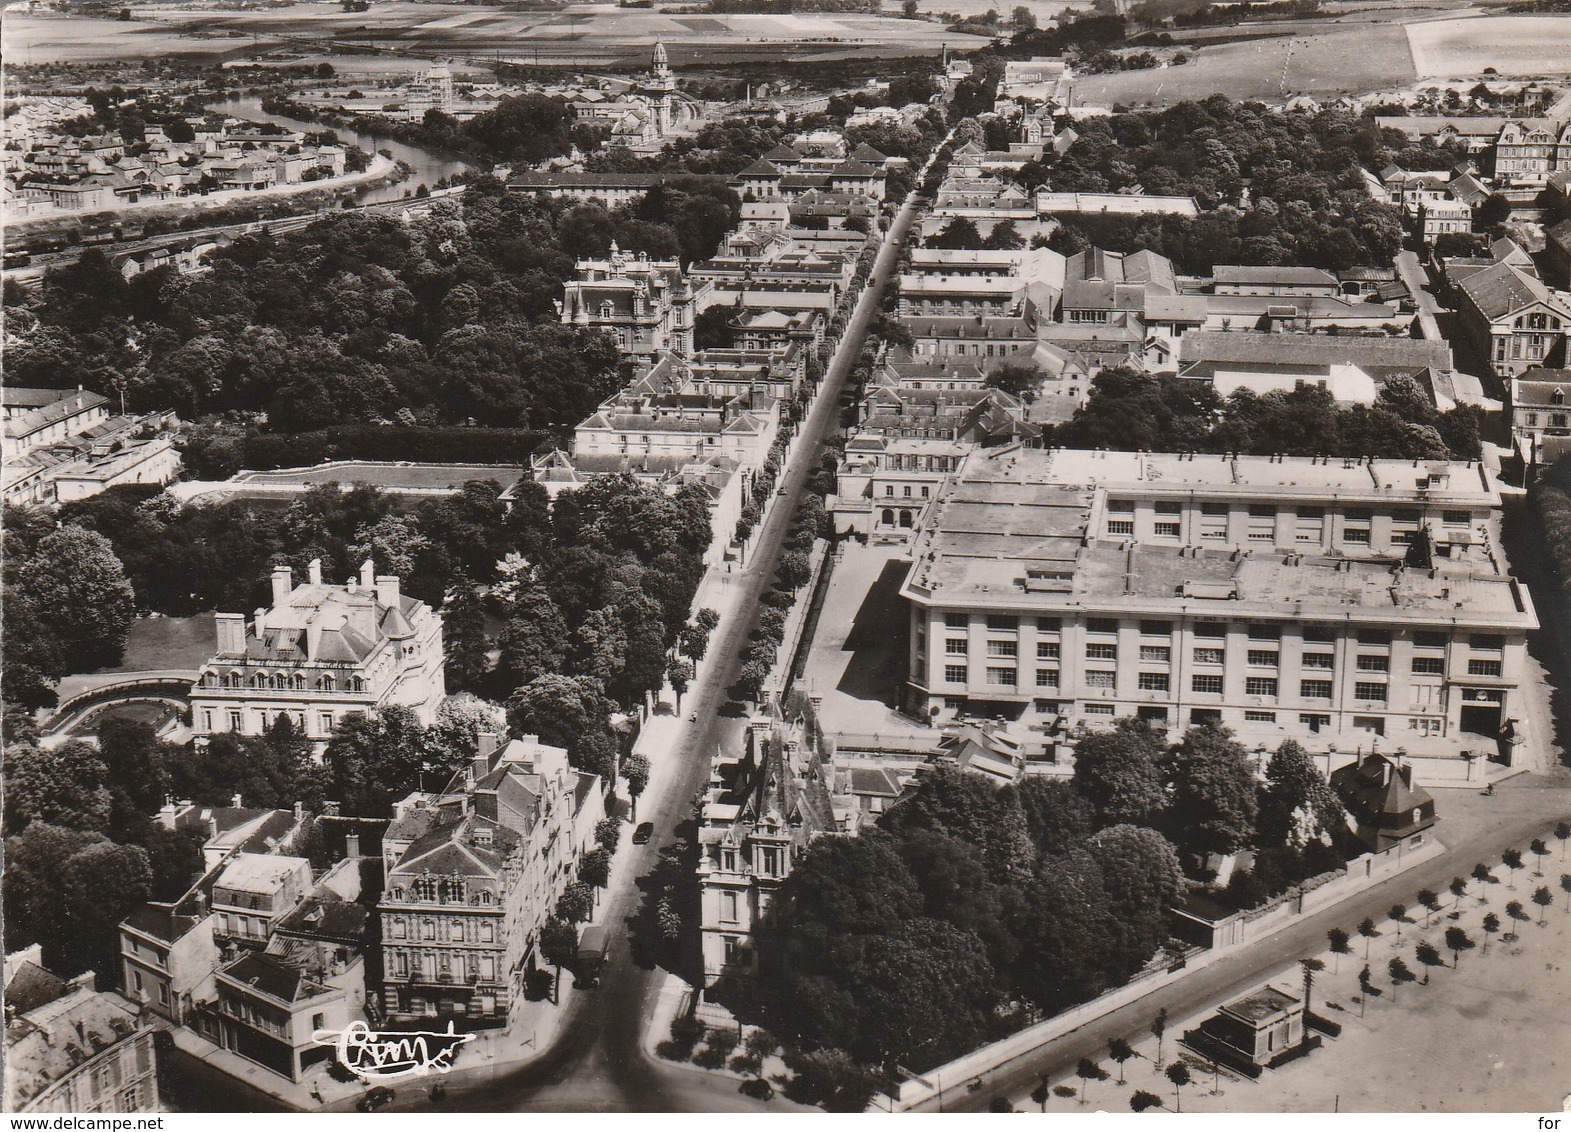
[900,447,1532,628]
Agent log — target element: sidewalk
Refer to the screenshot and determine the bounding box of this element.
[168,1026,362,1111]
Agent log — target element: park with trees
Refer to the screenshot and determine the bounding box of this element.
[722,718,1358,1101]
[1009,96,1461,273]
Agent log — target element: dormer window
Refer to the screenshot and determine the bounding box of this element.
[1554,388,1566,406]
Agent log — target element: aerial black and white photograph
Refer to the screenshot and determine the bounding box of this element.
[2,0,1570,1115]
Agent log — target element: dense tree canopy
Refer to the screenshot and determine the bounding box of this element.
[1051,369,1481,461]
[1038,97,1431,273]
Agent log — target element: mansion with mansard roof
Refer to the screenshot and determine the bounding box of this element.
[189,558,445,747]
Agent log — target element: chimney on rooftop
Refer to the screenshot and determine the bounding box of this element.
[271,565,293,606]
[345,832,360,860]
[254,607,268,635]
[359,559,375,589]
[232,794,243,809]
[293,801,303,821]
[375,575,400,608]
[216,613,246,656]
[308,558,322,585]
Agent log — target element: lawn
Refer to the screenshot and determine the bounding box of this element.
[106,613,219,675]
[1072,22,1417,108]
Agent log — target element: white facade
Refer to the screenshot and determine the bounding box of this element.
[190,559,445,746]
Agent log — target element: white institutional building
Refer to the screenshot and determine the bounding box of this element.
[901,449,1538,758]
[190,559,445,746]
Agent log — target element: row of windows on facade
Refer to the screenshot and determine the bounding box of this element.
[916,340,1029,357]
[386,950,500,981]
[202,671,367,692]
[935,613,1508,649]
[1522,411,1570,428]
[202,707,334,735]
[1105,499,1475,524]
[715,844,786,876]
[385,916,498,942]
[938,638,1504,674]
[1496,337,1555,362]
[946,694,1467,729]
[387,877,494,905]
[938,664,1493,701]
[394,993,500,1016]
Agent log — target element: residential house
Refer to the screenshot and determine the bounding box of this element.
[1508,367,1571,463]
[4,954,158,1113]
[559,245,706,359]
[209,854,313,949]
[1330,751,1438,851]
[1544,218,1571,290]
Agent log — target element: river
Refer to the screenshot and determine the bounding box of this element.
[207,96,473,206]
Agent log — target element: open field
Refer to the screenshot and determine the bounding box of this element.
[3,14,255,63]
[231,460,525,491]
[1407,15,1571,78]
[1074,22,1417,107]
[7,3,988,66]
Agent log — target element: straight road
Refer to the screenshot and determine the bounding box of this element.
[345,155,938,1115]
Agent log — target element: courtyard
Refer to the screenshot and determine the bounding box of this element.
[797,540,933,746]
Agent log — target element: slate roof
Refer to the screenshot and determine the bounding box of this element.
[1177,331,1450,376]
[1213,264,1339,288]
[1514,369,1571,403]
[274,894,368,943]
[1457,261,1553,320]
[220,951,314,1004]
[4,963,68,1015]
[3,389,108,441]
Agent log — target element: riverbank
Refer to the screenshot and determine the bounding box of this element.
[6,153,407,235]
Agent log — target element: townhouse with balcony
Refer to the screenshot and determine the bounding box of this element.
[203,858,368,1084]
[209,855,313,950]
[559,244,707,359]
[697,717,866,990]
[378,733,603,1028]
[190,559,445,747]
[900,448,1536,761]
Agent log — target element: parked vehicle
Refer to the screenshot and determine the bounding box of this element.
[740,1078,775,1101]
[632,822,654,845]
[575,924,609,988]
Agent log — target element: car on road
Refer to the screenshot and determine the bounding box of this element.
[632,821,654,845]
[357,1086,395,1111]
